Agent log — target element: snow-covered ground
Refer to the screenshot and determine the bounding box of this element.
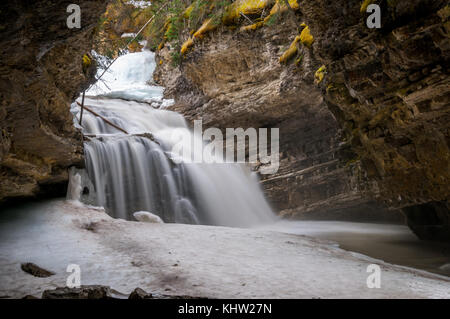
[0,200,449,299]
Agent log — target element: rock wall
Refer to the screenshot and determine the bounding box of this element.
[0,0,108,203]
[300,0,449,237]
[154,7,400,223]
[154,0,449,236]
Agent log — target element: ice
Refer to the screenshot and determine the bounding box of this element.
[0,200,448,299]
[86,50,171,106]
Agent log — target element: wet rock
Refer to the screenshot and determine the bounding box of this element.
[128,288,153,299]
[40,286,204,299]
[403,201,450,241]
[21,263,55,278]
[0,0,108,203]
[128,288,202,299]
[42,285,114,299]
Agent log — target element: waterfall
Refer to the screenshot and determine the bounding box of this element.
[71,50,274,227]
[66,167,82,201]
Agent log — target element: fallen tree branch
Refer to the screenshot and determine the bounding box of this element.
[76,101,129,134]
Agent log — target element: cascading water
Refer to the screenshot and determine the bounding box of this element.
[71,50,275,227]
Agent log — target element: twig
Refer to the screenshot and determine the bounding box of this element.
[239,12,254,25]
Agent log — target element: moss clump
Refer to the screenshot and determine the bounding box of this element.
[82,54,92,73]
[271,0,299,14]
[279,21,314,63]
[82,54,91,67]
[279,35,301,63]
[183,3,195,19]
[181,16,219,55]
[264,11,279,26]
[240,20,265,31]
[179,1,236,55]
[239,0,300,32]
[314,65,326,84]
[299,24,314,47]
[266,0,299,19]
[193,18,218,38]
[181,37,194,54]
[222,0,272,25]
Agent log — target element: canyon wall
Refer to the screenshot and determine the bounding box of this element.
[300,0,449,239]
[1,0,448,240]
[155,16,395,223]
[0,0,107,203]
[154,0,449,238]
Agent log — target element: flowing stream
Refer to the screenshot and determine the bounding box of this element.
[70,50,274,227]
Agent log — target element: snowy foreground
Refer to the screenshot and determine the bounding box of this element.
[0,200,449,299]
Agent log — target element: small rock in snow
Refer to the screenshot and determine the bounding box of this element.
[133,211,164,223]
[21,263,55,278]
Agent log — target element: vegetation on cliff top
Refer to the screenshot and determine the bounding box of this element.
[95,0,306,65]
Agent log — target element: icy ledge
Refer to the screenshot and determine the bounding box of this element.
[0,200,449,299]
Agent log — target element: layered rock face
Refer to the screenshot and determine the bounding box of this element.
[300,0,449,239]
[155,0,449,237]
[155,9,398,223]
[0,0,107,203]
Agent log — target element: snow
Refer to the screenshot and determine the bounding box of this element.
[121,33,137,38]
[133,211,164,223]
[0,200,449,299]
[128,1,151,9]
[85,50,173,109]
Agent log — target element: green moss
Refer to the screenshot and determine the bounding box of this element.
[193,18,217,38]
[264,11,279,26]
[171,50,181,67]
[299,24,314,47]
[222,0,272,25]
[314,65,326,84]
[183,3,195,18]
[279,35,301,63]
[181,37,194,54]
[82,54,92,69]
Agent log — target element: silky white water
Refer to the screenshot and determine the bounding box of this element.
[71,50,275,226]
